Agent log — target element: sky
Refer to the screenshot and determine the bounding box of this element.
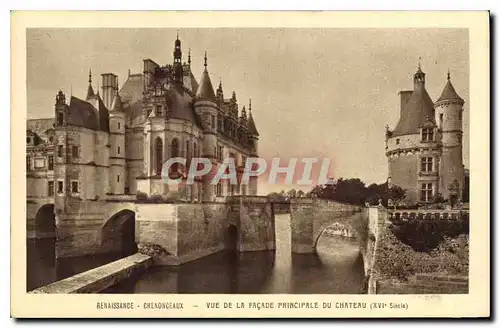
[27,28,469,195]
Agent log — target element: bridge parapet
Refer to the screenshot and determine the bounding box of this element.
[388,209,469,221]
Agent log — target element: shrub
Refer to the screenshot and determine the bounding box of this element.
[136,191,148,201]
[138,243,171,258]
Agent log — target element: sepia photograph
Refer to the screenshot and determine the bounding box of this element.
[11,11,490,318]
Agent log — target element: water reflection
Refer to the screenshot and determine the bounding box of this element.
[26,238,133,292]
[103,214,366,294]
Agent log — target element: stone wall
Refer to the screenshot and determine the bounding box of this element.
[227,196,276,252]
[289,198,364,253]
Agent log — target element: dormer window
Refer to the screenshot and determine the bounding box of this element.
[421,128,434,142]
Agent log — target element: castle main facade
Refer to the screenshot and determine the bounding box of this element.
[26,35,259,203]
[385,65,465,205]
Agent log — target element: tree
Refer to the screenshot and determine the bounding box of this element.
[287,189,297,198]
[388,185,406,210]
[297,190,305,198]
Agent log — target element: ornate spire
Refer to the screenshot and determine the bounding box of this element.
[188,48,191,67]
[447,69,451,81]
[248,99,259,137]
[195,53,216,101]
[216,78,223,100]
[86,68,96,101]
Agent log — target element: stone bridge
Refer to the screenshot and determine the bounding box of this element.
[27,195,386,273]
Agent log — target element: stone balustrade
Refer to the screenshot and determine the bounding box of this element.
[388,209,469,221]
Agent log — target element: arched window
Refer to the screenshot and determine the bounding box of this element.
[171,138,179,171]
[154,137,163,176]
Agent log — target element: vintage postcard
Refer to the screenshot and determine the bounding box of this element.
[11,11,490,318]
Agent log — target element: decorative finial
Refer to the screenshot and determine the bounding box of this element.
[88,68,92,84]
[249,98,252,111]
[219,77,222,88]
[418,56,422,70]
[188,48,191,66]
[204,51,207,69]
[176,30,179,40]
[447,69,451,80]
[128,69,131,77]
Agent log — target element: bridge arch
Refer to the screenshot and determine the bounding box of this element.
[313,222,357,249]
[101,209,137,256]
[34,204,56,237]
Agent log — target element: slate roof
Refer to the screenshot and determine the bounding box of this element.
[436,79,463,103]
[392,86,435,137]
[196,69,216,101]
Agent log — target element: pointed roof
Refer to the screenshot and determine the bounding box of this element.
[392,83,435,136]
[110,88,123,111]
[436,73,463,103]
[195,51,216,101]
[248,100,259,136]
[86,69,96,101]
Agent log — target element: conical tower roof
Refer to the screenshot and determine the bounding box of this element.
[110,88,123,111]
[436,72,464,103]
[195,51,216,101]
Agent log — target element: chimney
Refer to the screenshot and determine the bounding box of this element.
[398,90,413,116]
[101,73,118,109]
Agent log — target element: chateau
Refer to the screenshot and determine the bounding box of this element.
[26,35,260,203]
[385,65,465,205]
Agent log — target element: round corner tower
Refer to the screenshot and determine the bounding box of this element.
[194,51,218,202]
[434,72,465,203]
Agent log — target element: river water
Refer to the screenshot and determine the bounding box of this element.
[104,214,366,294]
[27,214,366,293]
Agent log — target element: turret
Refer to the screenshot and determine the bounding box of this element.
[434,70,465,203]
[195,51,218,201]
[109,86,126,195]
[173,33,183,84]
[55,90,67,126]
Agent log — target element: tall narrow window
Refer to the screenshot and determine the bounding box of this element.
[57,145,63,157]
[118,122,121,130]
[420,157,433,173]
[193,142,197,158]
[186,141,190,161]
[57,180,64,194]
[171,138,179,172]
[211,115,215,129]
[26,156,30,171]
[71,181,79,193]
[57,112,64,125]
[48,181,54,196]
[72,145,79,158]
[422,128,434,142]
[439,113,444,128]
[155,137,163,176]
[420,183,433,202]
[216,183,222,197]
[117,146,121,155]
[156,105,163,116]
[48,155,54,170]
[117,175,120,183]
